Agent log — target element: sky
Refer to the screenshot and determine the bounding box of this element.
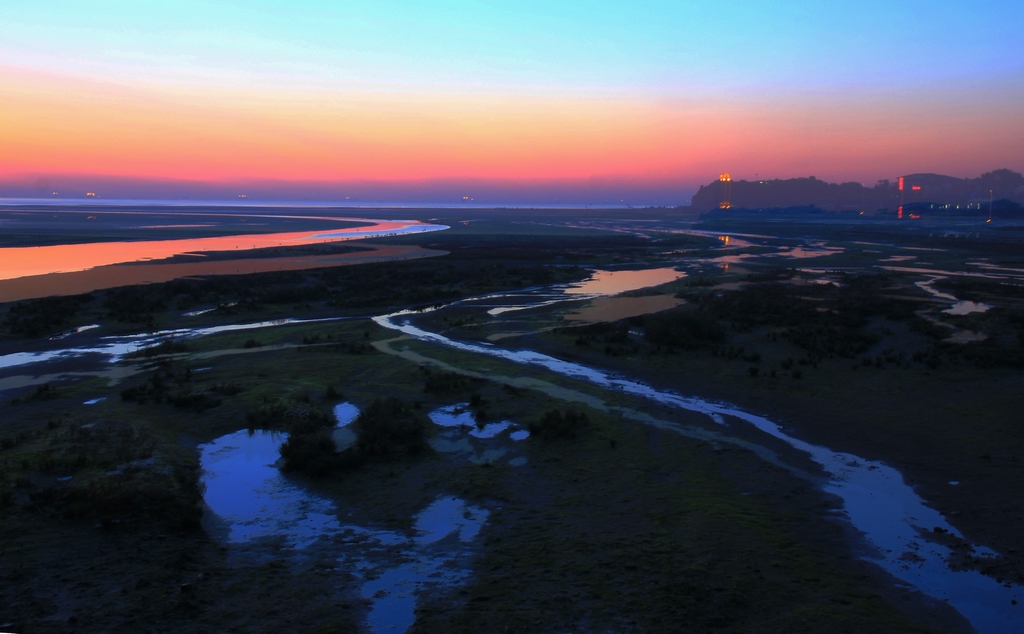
[1,0,1022,204]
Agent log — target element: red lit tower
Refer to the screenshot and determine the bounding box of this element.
[719,173,732,209]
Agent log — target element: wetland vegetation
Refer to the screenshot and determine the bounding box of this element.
[1,208,1022,632]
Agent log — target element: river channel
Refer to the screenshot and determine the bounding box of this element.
[1,266,1020,632]
[371,273,1022,634]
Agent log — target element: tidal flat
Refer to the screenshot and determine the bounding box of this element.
[0,206,1022,632]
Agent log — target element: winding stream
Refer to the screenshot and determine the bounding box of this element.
[372,279,1022,633]
[0,316,350,372]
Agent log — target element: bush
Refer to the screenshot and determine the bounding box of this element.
[278,397,431,477]
[2,294,93,338]
[354,397,431,458]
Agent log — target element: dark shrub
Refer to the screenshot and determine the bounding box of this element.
[3,294,93,338]
[354,397,431,458]
[279,398,430,477]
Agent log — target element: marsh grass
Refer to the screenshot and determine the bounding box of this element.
[528,408,590,441]
[124,338,192,358]
[1,420,203,531]
[421,367,487,394]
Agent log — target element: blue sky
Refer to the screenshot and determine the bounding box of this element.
[4,0,1021,93]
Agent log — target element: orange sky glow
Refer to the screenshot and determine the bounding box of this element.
[2,65,1023,196]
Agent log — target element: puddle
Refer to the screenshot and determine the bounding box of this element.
[375,283,1023,633]
[361,495,486,633]
[334,402,360,427]
[427,403,477,428]
[768,243,844,259]
[913,277,992,325]
[944,331,988,344]
[427,404,529,467]
[412,495,488,544]
[199,411,490,634]
[83,397,106,405]
[944,301,990,316]
[470,421,512,439]
[199,428,343,547]
[332,402,361,450]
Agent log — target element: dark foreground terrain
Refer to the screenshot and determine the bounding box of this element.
[1,208,1022,632]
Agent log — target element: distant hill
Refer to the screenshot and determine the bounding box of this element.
[690,169,1024,213]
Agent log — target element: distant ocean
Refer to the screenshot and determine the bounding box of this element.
[0,197,656,210]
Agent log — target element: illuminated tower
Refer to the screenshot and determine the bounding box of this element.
[719,173,732,209]
[898,176,904,219]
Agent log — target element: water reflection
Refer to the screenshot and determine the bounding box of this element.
[915,277,958,302]
[332,402,361,451]
[565,268,684,295]
[0,218,447,281]
[944,301,990,316]
[427,403,529,465]
[199,418,491,634]
[361,496,488,634]
[484,268,685,317]
[915,277,992,317]
[200,429,342,547]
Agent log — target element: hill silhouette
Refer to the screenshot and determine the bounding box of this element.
[690,169,1024,213]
